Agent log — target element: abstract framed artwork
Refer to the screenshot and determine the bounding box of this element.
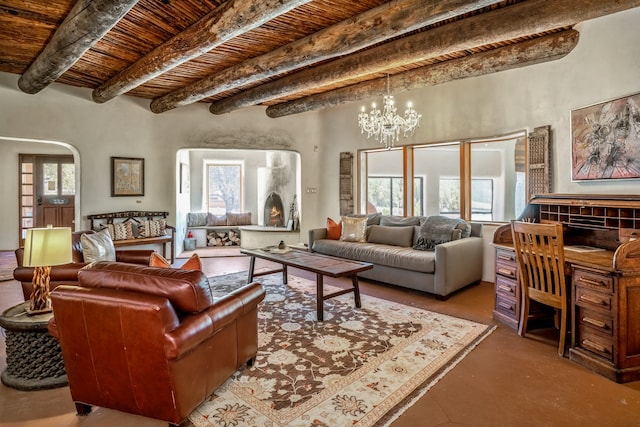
[571,92,640,181]
[111,157,144,196]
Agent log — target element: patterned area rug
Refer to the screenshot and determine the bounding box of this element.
[188,272,494,427]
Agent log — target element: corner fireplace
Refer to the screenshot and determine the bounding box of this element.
[264,192,285,227]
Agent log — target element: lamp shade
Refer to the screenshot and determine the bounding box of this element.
[23,226,73,267]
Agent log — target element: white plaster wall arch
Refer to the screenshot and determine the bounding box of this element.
[0,135,81,235]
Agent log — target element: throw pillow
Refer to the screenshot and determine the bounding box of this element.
[107,222,135,241]
[149,252,203,271]
[81,229,116,263]
[138,219,167,238]
[347,213,382,226]
[326,217,342,240]
[187,212,208,227]
[207,213,227,226]
[380,215,421,227]
[413,216,468,251]
[226,212,252,226]
[339,216,367,242]
[367,225,414,247]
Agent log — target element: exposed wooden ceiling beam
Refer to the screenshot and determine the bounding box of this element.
[211,0,640,116]
[92,0,311,103]
[265,30,579,118]
[149,0,502,114]
[17,0,139,94]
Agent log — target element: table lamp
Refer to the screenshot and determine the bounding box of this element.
[23,226,72,313]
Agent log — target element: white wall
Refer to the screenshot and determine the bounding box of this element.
[0,76,322,250]
[1,8,639,283]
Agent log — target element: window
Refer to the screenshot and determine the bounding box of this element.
[368,176,424,216]
[359,131,525,222]
[206,163,243,214]
[439,178,493,220]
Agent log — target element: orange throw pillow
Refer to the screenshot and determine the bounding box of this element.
[149,252,203,271]
[326,218,342,240]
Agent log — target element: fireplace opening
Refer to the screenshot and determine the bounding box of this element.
[264,192,285,227]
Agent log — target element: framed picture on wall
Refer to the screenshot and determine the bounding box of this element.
[571,92,640,181]
[111,157,144,196]
[179,163,190,194]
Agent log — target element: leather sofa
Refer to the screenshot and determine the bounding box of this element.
[48,261,266,426]
[13,230,154,300]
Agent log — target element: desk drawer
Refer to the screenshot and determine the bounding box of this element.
[496,260,517,280]
[573,268,613,292]
[495,294,517,318]
[575,306,614,337]
[496,248,516,264]
[575,325,614,362]
[574,286,613,314]
[495,275,517,298]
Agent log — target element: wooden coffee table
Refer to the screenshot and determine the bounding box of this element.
[241,248,373,321]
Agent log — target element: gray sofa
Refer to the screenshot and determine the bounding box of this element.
[308,215,483,299]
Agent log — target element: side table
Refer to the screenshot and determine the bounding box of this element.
[0,301,68,391]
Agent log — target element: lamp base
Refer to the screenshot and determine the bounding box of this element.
[30,265,52,313]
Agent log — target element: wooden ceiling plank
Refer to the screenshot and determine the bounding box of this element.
[17,0,139,94]
[265,30,579,118]
[92,0,312,103]
[211,0,640,115]
[150,0,503,113]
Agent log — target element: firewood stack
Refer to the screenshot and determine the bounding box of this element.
[207,230,241,247]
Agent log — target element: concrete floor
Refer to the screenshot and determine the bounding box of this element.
[1,254,639,426]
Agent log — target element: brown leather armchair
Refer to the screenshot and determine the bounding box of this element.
[48,261,265,426]
[13,230,154,300]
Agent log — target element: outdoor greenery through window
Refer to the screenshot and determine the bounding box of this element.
[439,179,493,220]
[368,176,424,216]
[206,163,242,215]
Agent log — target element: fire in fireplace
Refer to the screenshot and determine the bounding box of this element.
[264,192,285,227]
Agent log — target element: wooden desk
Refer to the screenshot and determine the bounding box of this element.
[493,194,640,383]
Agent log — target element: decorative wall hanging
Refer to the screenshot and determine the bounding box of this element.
[571,92,640,181]
[111,157,144,197]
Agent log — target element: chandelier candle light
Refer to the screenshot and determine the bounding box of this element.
[358,75,422,149]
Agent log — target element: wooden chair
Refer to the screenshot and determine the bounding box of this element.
[511,220,568,356]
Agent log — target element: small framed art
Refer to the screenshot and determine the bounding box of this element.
[111,157,144,197]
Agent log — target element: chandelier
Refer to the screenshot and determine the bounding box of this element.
[358,75,422,149]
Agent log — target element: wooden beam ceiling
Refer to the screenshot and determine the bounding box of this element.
[3,0,639,117]
[92,0,312,103]
[265,30,580,118]
[17,0,139,94]
[149,0,503,113]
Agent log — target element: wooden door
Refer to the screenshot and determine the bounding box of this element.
[35,156,75,229]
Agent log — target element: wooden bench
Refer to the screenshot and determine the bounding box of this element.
[87,211,175,263]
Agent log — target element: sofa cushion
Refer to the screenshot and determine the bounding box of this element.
[414,216,468,251]
[81,229,116,263]
[367,225,414,247]
[187,212,208,227]
[380,215,421,227]
[78,261,213,314]
[313,239,435,273]
[226,212,252,226]
[340,216,367,242]
[326,217,342,240]
[207,213,227,226]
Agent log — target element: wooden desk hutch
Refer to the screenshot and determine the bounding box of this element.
[492,194,640,383]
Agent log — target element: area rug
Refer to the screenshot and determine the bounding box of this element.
[187,272,494,427]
